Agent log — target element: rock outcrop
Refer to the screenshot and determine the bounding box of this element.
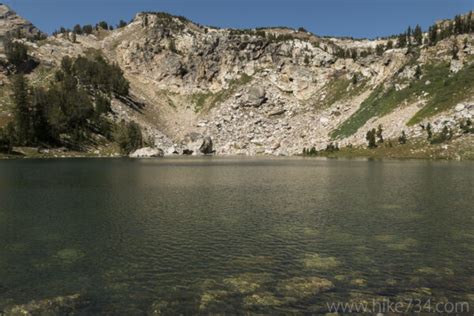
[129,147,164,158]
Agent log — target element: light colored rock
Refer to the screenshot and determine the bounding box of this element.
[129,147,164,158]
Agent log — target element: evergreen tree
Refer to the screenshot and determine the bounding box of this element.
[114,121,143,154]
[398,131,407,144]
[366,128,377,148]
[97,21,109,30]
[4,38,28,67]
[386,40,393,49]
[118,20,128,28]
[82,25,94,35]
[0,127,13,153]
[429,25,438,45]
[413,24,423,45]
[376,124,384,143]
[95,94,111,114]
[406,26,412,46]
[426,123,432,140]
[73,24,83,34]
[414,65,422,79]
[12,74,32,145]
[397,32,407,48]
[375,44,385,56]
[451,41,459,60]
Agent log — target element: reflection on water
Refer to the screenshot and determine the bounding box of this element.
[0,157,473,314]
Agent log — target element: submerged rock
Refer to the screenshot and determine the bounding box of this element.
[199,290,229,311]
[277,277,334,299]
[350,278,367,287]
[302,253,340,270]
[3,294,86,316]
[55,248,85,264]
[223,273,271,294]
[243,292,282,308]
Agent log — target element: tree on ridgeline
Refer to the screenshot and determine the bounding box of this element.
[428,25,438,46]
[413,25,423,45]
[397,32,407,48]
[117,20,128,28]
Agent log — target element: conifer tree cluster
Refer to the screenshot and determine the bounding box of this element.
[0,55,140,154]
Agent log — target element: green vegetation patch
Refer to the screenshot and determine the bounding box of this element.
[319,76,366,109]
[192,73,253,112]
[409,62,474,125]
[331,62,474,139]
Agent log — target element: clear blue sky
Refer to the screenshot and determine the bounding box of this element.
[3,0,473,38]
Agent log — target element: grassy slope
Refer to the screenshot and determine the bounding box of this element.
[331,62,474,139]
[192,73,253,113]
[317,76,367,109]
[316,135,474,160]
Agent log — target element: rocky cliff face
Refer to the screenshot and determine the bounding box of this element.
[2,7,473,156]
[0,4,45,45]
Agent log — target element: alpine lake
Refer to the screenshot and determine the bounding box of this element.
[0,157,473,314]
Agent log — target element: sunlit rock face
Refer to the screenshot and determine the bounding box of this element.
[2,7,474,156]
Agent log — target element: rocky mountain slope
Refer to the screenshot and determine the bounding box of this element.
[1,4,473,158]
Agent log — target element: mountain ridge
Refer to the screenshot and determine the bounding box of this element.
[0,5,473,159]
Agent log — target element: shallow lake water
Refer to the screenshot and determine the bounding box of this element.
[0,157,473,314]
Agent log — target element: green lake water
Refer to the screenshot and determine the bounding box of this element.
[0,158,473,314]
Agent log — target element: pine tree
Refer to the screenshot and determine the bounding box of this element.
[426,123,432,140]
[397,32,407,48]
[376,124,384,143]
[398,131,407,144]
[386,40,394,49]
[366,129,377,148]
[12,74,32,145]
[407,26,412,46]
[429,25,438,45]
[451,41,459,60]
[414,65,422,79]
[413,25,423,45]
[4,38,28,67]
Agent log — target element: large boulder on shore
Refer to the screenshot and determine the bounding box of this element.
[199,136,214,155]
[129,147,164,158]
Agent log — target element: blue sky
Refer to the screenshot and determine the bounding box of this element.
[3,0,473,38]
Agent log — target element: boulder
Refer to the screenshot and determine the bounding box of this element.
[129,147,164,158]
[455,103,465,112]
[241,86,267,107]
[450,59,463,73]
[199,136,214,154]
